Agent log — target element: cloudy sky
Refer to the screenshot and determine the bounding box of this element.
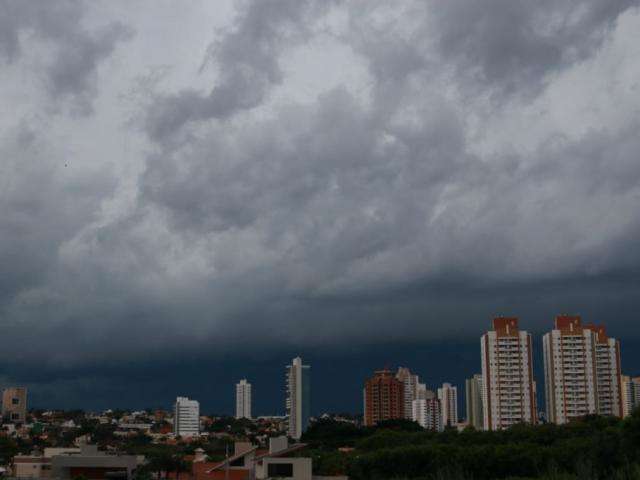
[2,0,640,413]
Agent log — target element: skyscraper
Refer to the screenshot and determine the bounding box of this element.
[437,383,458,427]
[412,398,443,432]
[236,379,252,419]
[363,368,404,426]
[286,356,311,439]
[174,396,200,437]
[396,367,420,419]
[543,316,623,423]
[481,317,537,430]
[2,387,27,424]
[465,374,484,430]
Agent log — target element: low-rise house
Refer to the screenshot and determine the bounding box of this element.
[50,445,140,480]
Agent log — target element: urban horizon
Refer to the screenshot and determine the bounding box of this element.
[10,315,639,421]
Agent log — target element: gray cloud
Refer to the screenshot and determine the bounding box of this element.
[0,0,132,113]
[144,0,336,141]
[1,0,640,379]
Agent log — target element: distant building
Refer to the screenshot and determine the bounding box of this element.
[465,374,484,430]
[543,316,623,424]
[481,317,537,430]
[412,398,442,432]
[416,383,436,400]
[363,368,404,426]
[2,387,27,424]
[235,379,252,420]
[51,445,139,480]
[437,382,458,427]
[174,396,200,437]
[286,357,311,440]
[396,367,420,419]
[621,375,640,417]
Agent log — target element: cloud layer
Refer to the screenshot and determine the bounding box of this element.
[1,0,640,386]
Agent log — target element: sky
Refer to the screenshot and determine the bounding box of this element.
[1,0,640,415]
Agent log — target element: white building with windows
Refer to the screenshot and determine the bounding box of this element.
[481,317,537,430]
[396,367,419,419]
[412,398,443,432]
[543,316,623,424]
[236,379,252,419]
[437,383,458,427]
[286,357,311,440]
[174,396,200,437]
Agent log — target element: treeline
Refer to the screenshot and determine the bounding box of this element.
[301,411,640,479]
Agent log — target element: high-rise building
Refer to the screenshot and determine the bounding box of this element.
[412,398,443,432]
[363,368,404,426]
[174,396,200,437]
[286,357,311,439]
[481,317,537,430]
[396,367,420,419]
[543,316,623,424]
[588,324,623,418]
[236,379,252,419]
[438,383,458,427]
[465,374,484,430]
[2,387,27,424]
[621,376,640,416]
[416,383,436,400]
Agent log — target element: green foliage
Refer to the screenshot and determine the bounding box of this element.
[302,414,640,480]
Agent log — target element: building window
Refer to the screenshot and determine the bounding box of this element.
[268,463,294,477]
[12,398,20,405]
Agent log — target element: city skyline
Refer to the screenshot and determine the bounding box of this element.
[5,315,635,426]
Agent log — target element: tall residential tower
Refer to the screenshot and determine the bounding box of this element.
[437,383,458,427]
[174,396,200,437]
[235,379,252,419]
[481,317,537,430]
[364,368,404,426]
[286,357,311,439]
[543,316,623,423]
[465,374,484,430]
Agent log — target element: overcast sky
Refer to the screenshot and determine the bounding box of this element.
[2,0,640,412]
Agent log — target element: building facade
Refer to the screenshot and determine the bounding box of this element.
[412,398,443,432]
[2,387,27,424]
[481,317,537,430]
[543,316,623,424]
[396,367,420,419]
[465,374,484,430]
[235,379,252,419]
[437,383,458,427]
[174,396,200,437]
[621,375,640,417]
[286,357,311,439]
[363,368,404,426]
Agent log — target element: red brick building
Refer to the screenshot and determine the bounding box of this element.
[364,368,404,426]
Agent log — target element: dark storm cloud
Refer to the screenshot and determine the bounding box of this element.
[0,0,132,113]
[136,0,640,348]
[2,0,640,397]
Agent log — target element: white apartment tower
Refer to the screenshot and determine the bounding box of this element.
[481,317,537,430]
[412,398,443,432]
[543,316,623,423]
[286,356,311,440]
[396,367,420,419]
[174,396,200,437]
[437,383,458,427]
[235,379,252,419]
